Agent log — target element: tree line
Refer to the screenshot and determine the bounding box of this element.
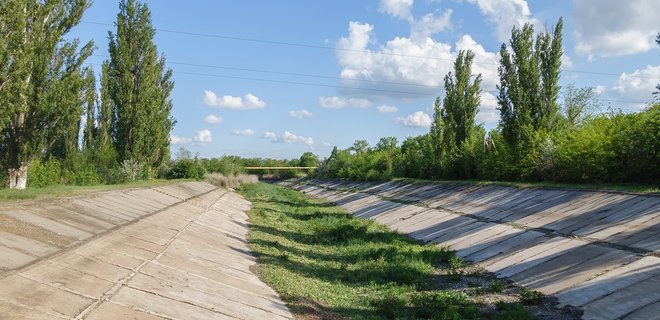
[315,20,659,184]
[0,0,174,189]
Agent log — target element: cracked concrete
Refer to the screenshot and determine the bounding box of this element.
[285,179,660,320]
[0,182,292,320]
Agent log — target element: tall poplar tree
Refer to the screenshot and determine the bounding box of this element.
[497,18,563,148]
[0,0,93,189]
[105,0,175,168]
[442,50,482,150]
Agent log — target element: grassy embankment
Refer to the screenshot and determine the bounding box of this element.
[239,182,539,320]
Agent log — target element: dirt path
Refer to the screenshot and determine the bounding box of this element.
[0,182,292,320]
[284,179,660,320]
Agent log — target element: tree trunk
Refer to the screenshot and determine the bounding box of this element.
[8,164,29,189]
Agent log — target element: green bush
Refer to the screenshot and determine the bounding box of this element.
[166,159,206,180]
[28,158,62,188]
[63,165,102,186]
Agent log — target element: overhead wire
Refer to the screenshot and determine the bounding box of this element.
[81,20,660,80]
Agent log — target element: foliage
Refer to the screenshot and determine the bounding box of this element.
[105,0,175,168]
[27,158,63,188]
[0,0,94,188]
[166,159,206,180]
[519,288,544,305]
[497,18,563,178]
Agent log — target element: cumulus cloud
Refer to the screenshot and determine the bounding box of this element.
[377,104,399,113]
[204,114,223,124]
[466,0,539,42]
[261,132,278,141]
[319,96,372,108]
[594,85,606,95]
[232,128,255,136]
[476,92,500,126]
[262,131,314,147]
[289,109,313,119]
[194,130,212,143]
[378,0,414,22]
[613,65,660,107]
[396,111,432,128]
[170,134,192,145]
[574,0,660,58]
[203,90,266,109]
[283,131,315,146]
[335,21,500,99]
[410,10,453,42]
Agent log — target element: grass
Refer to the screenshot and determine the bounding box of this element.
[398,177,659,194]
[238,182,536,319]
[0,179,181,202]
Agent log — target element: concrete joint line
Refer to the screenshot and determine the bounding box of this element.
[72,189,227,319]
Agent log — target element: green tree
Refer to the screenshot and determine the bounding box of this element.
[298,152,319,168]
[82,67,97,151]
[429,97,444,176]
[106,0,175,169]
[496,18,563,179]
[0,0,93,189]
[442,50,482,149]
[497,18,563,147]
[561,83,599,129]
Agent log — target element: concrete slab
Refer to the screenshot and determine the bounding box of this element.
[0,276,93,318]
[582,274,660,320]
[1,209,92,241]
[623,300,660,320]
[0,300,64,320]
[464,230,547,262]
[111,286,233,320]
[0,245,37,269]
[85,302,167,320]
[488,238,586,277]
[0,230,58,257]
[556,256,660,307]
[0,183,291,319]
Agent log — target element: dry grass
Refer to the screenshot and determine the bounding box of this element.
[205,173,259,189]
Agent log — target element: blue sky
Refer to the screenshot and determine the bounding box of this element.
[70,0,660,159]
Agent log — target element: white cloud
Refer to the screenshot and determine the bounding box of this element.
[204,114,223,124]
[476,92,500,126]
[321,142,333,147]
[613,65,660,107]
[594,85,606,95]
[194,130,212,143]
[319,96,372,108]
[170,134,192,145]
[203,90,266,109]
[319,96,347,109]
[574,0,660,58]
[377,104,399,113]
[232,128,255,136]
[378,0,414,22]
[283,131,315,146]
[335,22,500,100]
[466,0,539,42]
[261,132,278,141]
[396,111,432,128]
[410,10,453,41]
[289,109,313,119]
[262,131,314,147]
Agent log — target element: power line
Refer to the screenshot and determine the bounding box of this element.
[86,62,652,105]
[90,54,442,89]
[81,20,660,80]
